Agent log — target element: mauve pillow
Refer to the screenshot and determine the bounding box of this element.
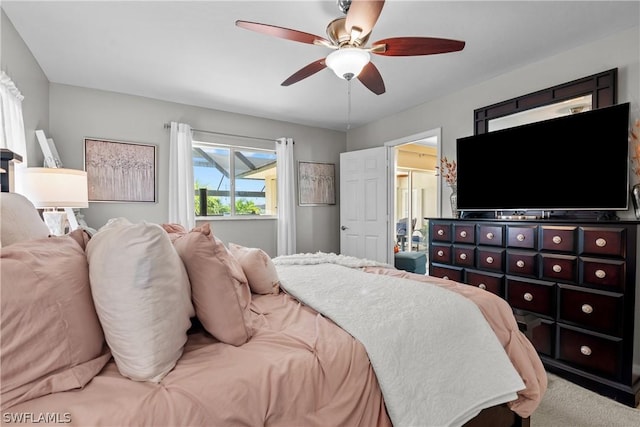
[86,218,194,383]
[0,235,111,410]
[170,223,253,346]
[161,223,187,242]
[229,243,281,295]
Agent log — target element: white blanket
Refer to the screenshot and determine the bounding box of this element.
[273,251,393,269]
[274,257,525,427]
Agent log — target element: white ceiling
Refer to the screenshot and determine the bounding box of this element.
[2,1,639,131]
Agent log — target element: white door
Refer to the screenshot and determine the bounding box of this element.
[340,147,389,263]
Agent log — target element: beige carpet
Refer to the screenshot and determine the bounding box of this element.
[532,373,640,427]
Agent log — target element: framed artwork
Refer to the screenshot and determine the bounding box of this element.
[84,138,156,202]
[298,161,336,206]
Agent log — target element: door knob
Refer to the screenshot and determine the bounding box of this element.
[341,226,348,230]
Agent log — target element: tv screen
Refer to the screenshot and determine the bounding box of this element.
[456,102,630,213]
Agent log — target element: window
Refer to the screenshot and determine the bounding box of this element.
[192,142,277,217]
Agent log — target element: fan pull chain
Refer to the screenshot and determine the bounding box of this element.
[347,79,352,130]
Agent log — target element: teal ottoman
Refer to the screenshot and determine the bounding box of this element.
[394,251,426,274]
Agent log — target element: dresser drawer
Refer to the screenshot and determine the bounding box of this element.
[466,270,504,296]
[507,225,537,249]
[580,257,625,292]
[541,226,577,253]
[507,250,538,277]
[478,224,504,246]
[506,277,555,317]
[541,254,577,283]
[432,223,452,242]
[477,248,505,272]
[530,319,554,356]
[558,326,623,380]
[426,218,639,402]
[430,265,463,282]
[558,286,623,336]
[453,246,475,267]
[431,244,452,264]
[453,224,475,244]
[580,227,625,257]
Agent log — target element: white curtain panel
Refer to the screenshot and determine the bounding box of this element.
[276,137,296,256]
[168,122,195,229]
[0,71,27,185]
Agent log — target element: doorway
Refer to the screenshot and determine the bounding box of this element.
[385,128,441,270]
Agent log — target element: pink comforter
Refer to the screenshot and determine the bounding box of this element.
[362,267,547,418]
[2,293,391,427]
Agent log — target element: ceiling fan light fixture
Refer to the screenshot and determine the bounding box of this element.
[326,48,370,80]
[237,0,464,95]
[337,0,351,14]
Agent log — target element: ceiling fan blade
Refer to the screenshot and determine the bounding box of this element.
[281,59,327,86]
[357,62,385,95]
[345,0,385,43]
[372,37,465,56]
[236,20,331,46]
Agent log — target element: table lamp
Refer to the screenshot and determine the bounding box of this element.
[19,167,89,236]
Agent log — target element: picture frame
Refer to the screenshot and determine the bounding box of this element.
[298,161,336,206]
[84,138,157,202]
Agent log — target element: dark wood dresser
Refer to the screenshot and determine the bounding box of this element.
[428,218,640,407]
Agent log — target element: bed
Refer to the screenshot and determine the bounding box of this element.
[0,190,546,427]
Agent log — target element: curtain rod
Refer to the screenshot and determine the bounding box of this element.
[163,123,275,143]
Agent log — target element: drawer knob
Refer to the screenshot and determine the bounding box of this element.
[437,250,444,257]
[580,345,592,356]
[523,292,533,302]
[486,256,494,264]
[595,269,606,279]
[486,232,495,240]
[552,235,562,244]
[581,304,594,314]
[437,229,444,236]
[553,264,562,273]
[443,275,449,280]
[459,253,467,260]
[595,238,607,247]
[460,230,467,238]
[478,283,487,290]
[516,260,525,268]
[517,233,526,242]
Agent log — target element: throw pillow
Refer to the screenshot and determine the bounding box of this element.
[86,218,194,382]
[161,223,187,242]
[1,235,110,410]
[229,243,281,295]
[0,192,50,247]
[171,223,253,346]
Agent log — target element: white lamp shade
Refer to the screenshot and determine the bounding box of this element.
[19,167,89,208]
[326,48,371,80]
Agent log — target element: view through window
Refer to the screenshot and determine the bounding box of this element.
[192,142,277,216]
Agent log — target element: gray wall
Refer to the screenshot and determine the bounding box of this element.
[48,84,345,256]
[346,26,640,218]
[4,4,639,252]
[2,7,346,256]
[0,10,48,166]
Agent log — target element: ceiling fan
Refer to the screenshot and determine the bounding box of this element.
[236,0,465,95]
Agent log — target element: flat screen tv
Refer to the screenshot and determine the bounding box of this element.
[456,102,630,216]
